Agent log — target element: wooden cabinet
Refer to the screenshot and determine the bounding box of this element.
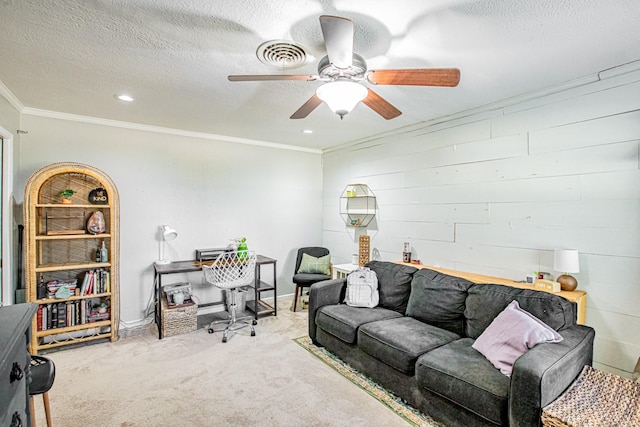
[0,303,37,427]
[24,163,120,353]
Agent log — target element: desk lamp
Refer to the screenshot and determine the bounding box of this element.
[156,225,178,265]
[554,249,579,291]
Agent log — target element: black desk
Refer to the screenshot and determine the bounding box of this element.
[153,255,277,339]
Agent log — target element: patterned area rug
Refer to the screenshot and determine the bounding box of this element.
[294,336,442,427]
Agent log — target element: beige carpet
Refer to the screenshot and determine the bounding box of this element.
[295,336,441,427]
[32,297,414,426]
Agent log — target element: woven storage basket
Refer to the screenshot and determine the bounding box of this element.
[161,295,197,338]
[542,365,640,427]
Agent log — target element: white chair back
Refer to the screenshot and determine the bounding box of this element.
[203,251,257,289]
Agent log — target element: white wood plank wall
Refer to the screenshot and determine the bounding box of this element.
[321,69,640,377]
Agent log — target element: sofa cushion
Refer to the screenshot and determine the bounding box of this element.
[315,304,402,344]
[406,268,474,335]
[473,300,564,376]
[465,284,576,339]
[358,317,460,374]
[416,338,510,425]
[365,261,417,314]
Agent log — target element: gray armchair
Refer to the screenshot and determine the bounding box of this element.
[292,247,331,311]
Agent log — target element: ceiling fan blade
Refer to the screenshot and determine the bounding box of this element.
[319,15,353,69]
[367,68,461,87]
[228,74,317,82]
[290,94,323,119]
[362,89,402,120]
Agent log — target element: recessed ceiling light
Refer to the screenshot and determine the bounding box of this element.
[114,94,134,102]
[302,129,313,134]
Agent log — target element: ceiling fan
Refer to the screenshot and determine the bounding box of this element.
[228,15,461,120]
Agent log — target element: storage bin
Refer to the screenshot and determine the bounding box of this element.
[161,295,197,337]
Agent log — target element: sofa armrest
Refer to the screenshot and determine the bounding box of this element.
[308,278,347,344]
[509,324,595,426]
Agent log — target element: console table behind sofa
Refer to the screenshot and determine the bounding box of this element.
[395,262,587,325]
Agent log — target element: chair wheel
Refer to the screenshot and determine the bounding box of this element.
[252,320,257,325]
[222,336,228,343]
[251,330,256,337]
[208,328,214,334]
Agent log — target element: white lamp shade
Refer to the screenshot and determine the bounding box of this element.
[316,81,368,118]
[554,249,579,273]
[161,225,178,241]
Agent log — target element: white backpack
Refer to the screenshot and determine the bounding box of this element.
[345,267,379,308]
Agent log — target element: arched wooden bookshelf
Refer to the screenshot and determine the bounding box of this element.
[24,162,119,353]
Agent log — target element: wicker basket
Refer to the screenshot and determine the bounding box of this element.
[161,295,197,338]
[542,365,640,427]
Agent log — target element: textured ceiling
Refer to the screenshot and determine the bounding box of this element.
[1,0,640,150]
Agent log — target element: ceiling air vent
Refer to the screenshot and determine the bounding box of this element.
[256,40,308,69]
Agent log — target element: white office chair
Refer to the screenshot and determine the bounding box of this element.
[202,250,257,342]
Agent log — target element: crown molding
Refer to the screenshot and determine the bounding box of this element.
[21,107,322,154]
[0,80,24,113]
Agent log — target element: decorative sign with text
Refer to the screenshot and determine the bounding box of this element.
[88,188,108,205]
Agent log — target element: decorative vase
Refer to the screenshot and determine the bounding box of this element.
[87,211,106,234]
[237,237,248,259]
[61,198,72,204]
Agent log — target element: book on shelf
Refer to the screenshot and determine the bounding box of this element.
[37,298,110,330]
[37,305,44,331]
[50,304,57,329]
[46,279,77,299]
[57,302,67,328]
[88,312,111,323]
[80,269,111,295]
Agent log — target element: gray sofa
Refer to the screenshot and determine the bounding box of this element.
[308,261,595,426]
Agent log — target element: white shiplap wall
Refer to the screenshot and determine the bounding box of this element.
[321,69,640,377]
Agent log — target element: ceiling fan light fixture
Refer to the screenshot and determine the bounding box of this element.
[316,81,367,119]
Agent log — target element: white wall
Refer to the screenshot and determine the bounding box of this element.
[322,69,640,377]
[15,115,323,325]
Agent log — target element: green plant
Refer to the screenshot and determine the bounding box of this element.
[60,189,74,199]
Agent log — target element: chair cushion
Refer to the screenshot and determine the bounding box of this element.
[415,338,510,426]
[358,317,460,374]
[365,261,417,314]
[472,300,563,376]
[293,272,331,286]
[297,253,331,275]
[406,268,474,335]
[315,304,402,344]
[465,284,576,339]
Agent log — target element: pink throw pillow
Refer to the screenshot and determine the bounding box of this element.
[472,300,563,376]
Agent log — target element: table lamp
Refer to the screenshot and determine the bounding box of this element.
[554,249,579,291]
[156,225,178,265]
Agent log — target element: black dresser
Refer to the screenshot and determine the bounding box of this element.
[0,303,38,427]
